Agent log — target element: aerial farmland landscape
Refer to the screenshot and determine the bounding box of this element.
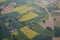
[0,0,60,40]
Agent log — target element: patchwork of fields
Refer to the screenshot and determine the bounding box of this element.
[0,0,60,40]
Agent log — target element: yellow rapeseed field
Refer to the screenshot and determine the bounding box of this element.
[19,26,38,39]
[18,12,38,22]
[13,6,34,14]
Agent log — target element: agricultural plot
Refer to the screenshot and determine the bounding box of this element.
[13,6,34,14]
[18,12,38,22]
[19,26,38,39]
